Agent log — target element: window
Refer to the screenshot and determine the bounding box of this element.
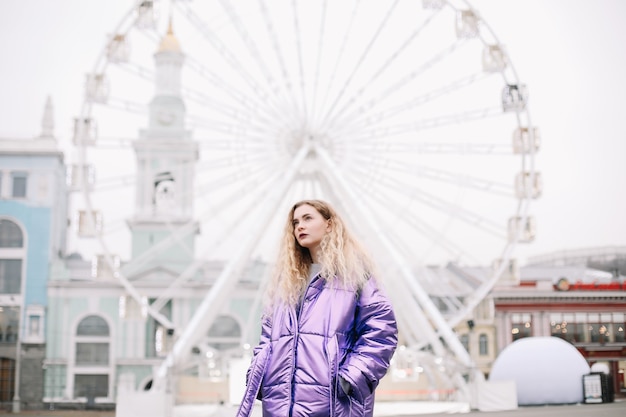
[74,315,110,398]
[0,307,20,343]
[23,305,45,344]
[28,315,40,336]
[11,173,27,198]
[479,334,488,356]
[77,315,109,336]
[76,343,109,365]
[0,220,23,248]
[0,220,24,295]
[0,259,22,294]
[613,313,625,343]
[153,172,176,214]
[207,315,242,351]
[73,374,108,398]
[551,313,585,343]
[551,312,626,345]
[511,313,532,341]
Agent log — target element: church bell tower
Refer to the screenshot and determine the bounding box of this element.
[129,21,199,267]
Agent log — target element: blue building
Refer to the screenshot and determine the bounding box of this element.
[0,98,67,410]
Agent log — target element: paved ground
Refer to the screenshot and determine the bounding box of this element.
[0,400,623,417]
[402,400,626,417]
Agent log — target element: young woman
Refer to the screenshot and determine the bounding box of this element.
[237,199,398,417]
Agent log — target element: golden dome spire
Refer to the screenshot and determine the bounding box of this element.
[158,17,182,53]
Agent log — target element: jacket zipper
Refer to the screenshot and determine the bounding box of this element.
[288,305,298,417]
[290,276,318,416]
[289,281,310,417]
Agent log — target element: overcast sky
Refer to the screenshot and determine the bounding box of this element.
[1,0,625,264]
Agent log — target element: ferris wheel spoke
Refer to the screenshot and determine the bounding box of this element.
[347,163,505,239]
[195,160,281,198]
[183,56,285,129]
[290,0,308,122]
[322,8,441,132]
[216,0,300,127]
[256,0,304,126]
[185,114,279,142]
[324,37,468,133]
[86,137,135,148]
[182,88,281,134]
[90,174,136,192]
[95,218,128,237]
[348,153,513,197]
[115,61,154,83]
[195,150,279,173]
[173,2,293,126]
[318,0,401,129]
[195,137,280,151]
[337,71,490,135]
[344,141,511,155]
[96,97,146,115]
[345,172,474,263]
[320,158,468,262]
[317,0,361,127]
[341,105,504,144]
[308,0,328,127]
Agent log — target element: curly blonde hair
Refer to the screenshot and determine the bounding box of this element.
[267,199,374,306]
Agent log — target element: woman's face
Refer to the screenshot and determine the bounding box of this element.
[292,204,330,259]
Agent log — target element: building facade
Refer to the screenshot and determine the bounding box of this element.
[459,251,626,398]
[0,99,67,411]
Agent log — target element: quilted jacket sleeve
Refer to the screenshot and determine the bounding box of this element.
[339,278,398,402]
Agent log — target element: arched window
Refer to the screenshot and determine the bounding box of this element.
[0,219,24,295]
[77,315,110,337]
[74,315,110,399]
[0,219,23,247]
[207,315,242,351]
[479,333,489,356]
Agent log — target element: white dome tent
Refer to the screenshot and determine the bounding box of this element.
[489,337,590,405]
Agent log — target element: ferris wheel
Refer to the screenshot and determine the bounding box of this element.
[68,0,540,395]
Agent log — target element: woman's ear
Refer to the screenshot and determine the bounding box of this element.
[326,219,332,232]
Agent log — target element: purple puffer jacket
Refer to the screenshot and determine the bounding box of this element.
[237,275,398,417]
